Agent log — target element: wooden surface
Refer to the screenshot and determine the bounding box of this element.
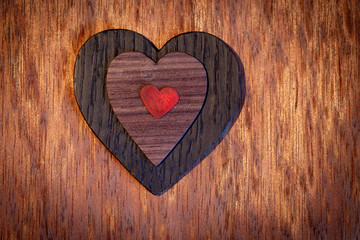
[1,0,359,238]
[107,52,207,165]
[73,30,244,194]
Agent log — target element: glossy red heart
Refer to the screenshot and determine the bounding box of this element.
[140,85,179,119]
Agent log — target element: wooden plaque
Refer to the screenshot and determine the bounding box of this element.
[74,29,245,195]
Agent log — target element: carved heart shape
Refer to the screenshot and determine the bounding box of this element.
[140,85,179,119]
[106,52,207,165]
[74,30,245,195]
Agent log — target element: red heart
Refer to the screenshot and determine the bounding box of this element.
[140,85,179,119]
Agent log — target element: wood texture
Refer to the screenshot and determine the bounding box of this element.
[107,52,207,165]
[73,30,244,194]
[1,0,359,239]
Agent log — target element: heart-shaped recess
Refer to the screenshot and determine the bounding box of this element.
[74,30,245,195]
[106,52,207,165]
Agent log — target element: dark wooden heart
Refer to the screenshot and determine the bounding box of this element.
[106,52,207,165]
[73,30,246,195]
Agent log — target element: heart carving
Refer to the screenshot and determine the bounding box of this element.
[140,85,179,119]
[106,52,207,165]
[74,30,245,195]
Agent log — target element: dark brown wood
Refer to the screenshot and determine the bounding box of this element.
[1,0,359,239]
[73,29,245,194]
[106,52,207,165]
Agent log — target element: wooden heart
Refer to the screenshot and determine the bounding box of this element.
[139,85,179,119]
[74,30,245,195]
[106,52,207,165]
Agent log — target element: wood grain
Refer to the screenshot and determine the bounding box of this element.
[107,52,207,165]
[1,0,359,239]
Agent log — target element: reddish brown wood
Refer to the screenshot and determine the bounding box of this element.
[106,52,207,165]
[139,85,179,119]
[1,0,360,238]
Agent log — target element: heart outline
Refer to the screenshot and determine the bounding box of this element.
[74,29,246,195]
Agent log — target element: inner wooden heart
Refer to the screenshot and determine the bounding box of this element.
[106,52,207,165]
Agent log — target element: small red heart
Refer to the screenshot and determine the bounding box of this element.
[140,85,179,119]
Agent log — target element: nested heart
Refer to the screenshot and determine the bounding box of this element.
[74,30,245,195]
[139,85,179,119]
[106,52,207,165]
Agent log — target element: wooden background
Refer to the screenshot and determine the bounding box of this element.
[1,0,359,239]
